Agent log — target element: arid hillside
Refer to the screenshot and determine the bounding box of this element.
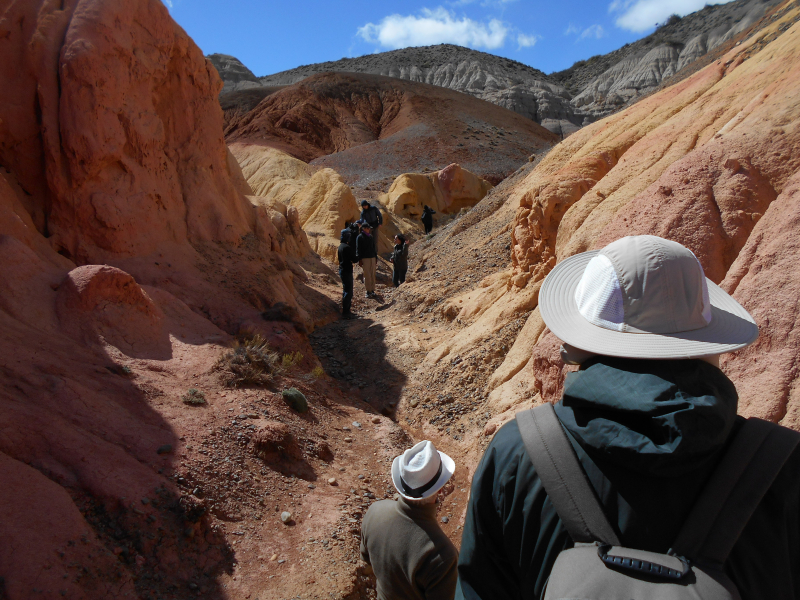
[386,0,800,443]
[224,72,557,188]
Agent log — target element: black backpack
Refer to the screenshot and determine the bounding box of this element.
[516,403,799,600]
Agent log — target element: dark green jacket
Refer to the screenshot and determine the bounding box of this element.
[457,357,800,600]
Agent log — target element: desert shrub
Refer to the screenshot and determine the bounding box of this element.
[281,351,304,371]
[182,388,206,406]
[282,387,309,413]
[311,365,325,379]
[216,334,280,388]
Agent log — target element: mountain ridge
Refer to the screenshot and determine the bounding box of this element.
[210,0,782,135]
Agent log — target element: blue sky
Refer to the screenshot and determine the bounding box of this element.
[165,0,736,77]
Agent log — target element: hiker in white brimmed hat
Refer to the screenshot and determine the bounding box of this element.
[538,235,758,361]
[361,441,458,600]
[457,236,800,600]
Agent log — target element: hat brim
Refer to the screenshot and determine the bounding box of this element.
[539,250,759,359]
[391,451,455,501]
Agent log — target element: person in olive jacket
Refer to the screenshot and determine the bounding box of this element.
[390,234,408,287]
[355,222,377,297]
[337,228,357,317]
[456,235,800,600]
[361,441,458,600]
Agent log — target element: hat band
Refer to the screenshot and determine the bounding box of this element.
[399,460,443,498]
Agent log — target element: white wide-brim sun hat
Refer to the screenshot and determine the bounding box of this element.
[539,236,759,359]
[391,440,455,501]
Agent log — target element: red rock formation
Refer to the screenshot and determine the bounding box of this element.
[225,72,557,186]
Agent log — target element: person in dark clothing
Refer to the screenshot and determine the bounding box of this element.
[457,235,799,600]
[347,221,360,253]
[337,229,357,317]
[355,222,378,297]
[390,234,408,287]
[421,205,436,234]
[360,201,383,236]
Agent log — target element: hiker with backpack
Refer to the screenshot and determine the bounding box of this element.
[361,440,459,600]
[390,234,408,287]
[456,235,800,600]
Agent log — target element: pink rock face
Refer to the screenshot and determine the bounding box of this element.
[718,170,800,429]
[0,0,337,596]
[56,265,170,358]
[0,0,254,263]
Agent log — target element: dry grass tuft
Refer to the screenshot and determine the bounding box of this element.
[216,334,280,388]
[182,388,206,406]
[281,351,304,370]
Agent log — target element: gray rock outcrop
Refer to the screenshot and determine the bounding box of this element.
[207,53,261,93]
[562,0,782,119]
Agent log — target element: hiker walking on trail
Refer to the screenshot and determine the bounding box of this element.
[457,235,800,600]
[360,200,383,236]
[337,228,357,318]
[356,222,378,298]
[390,234,408,287]
[421,205,436,234]
[361,440,458,600]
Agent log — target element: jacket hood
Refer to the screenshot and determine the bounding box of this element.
[553,356,738,477]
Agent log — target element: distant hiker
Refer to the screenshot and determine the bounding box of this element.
[457,235,800,600]
[337,229,357,318]
[361,440,458,600]
[421,205,436,234]
[360,200,383,236]
[356,222,377,298]
[390,234,408,287]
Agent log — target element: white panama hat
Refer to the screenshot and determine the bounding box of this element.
[539,235,759,359]
[391,441,455,501]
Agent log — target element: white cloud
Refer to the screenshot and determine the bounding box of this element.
[517,33,538,49]
[162,0,173,7]
[564,23,605,40]
[357,7,510,50]
[610,0,736,32]
[581,24,606,39]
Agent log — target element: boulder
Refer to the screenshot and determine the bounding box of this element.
[385,164,492,220]
[56,265,169,358]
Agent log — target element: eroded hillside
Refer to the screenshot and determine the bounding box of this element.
[224,71,557,188]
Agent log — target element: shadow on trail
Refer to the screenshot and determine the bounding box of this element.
[309,314,407,419]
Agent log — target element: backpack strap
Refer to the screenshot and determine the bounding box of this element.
[516,404,621,546]
[672,417,800,564]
